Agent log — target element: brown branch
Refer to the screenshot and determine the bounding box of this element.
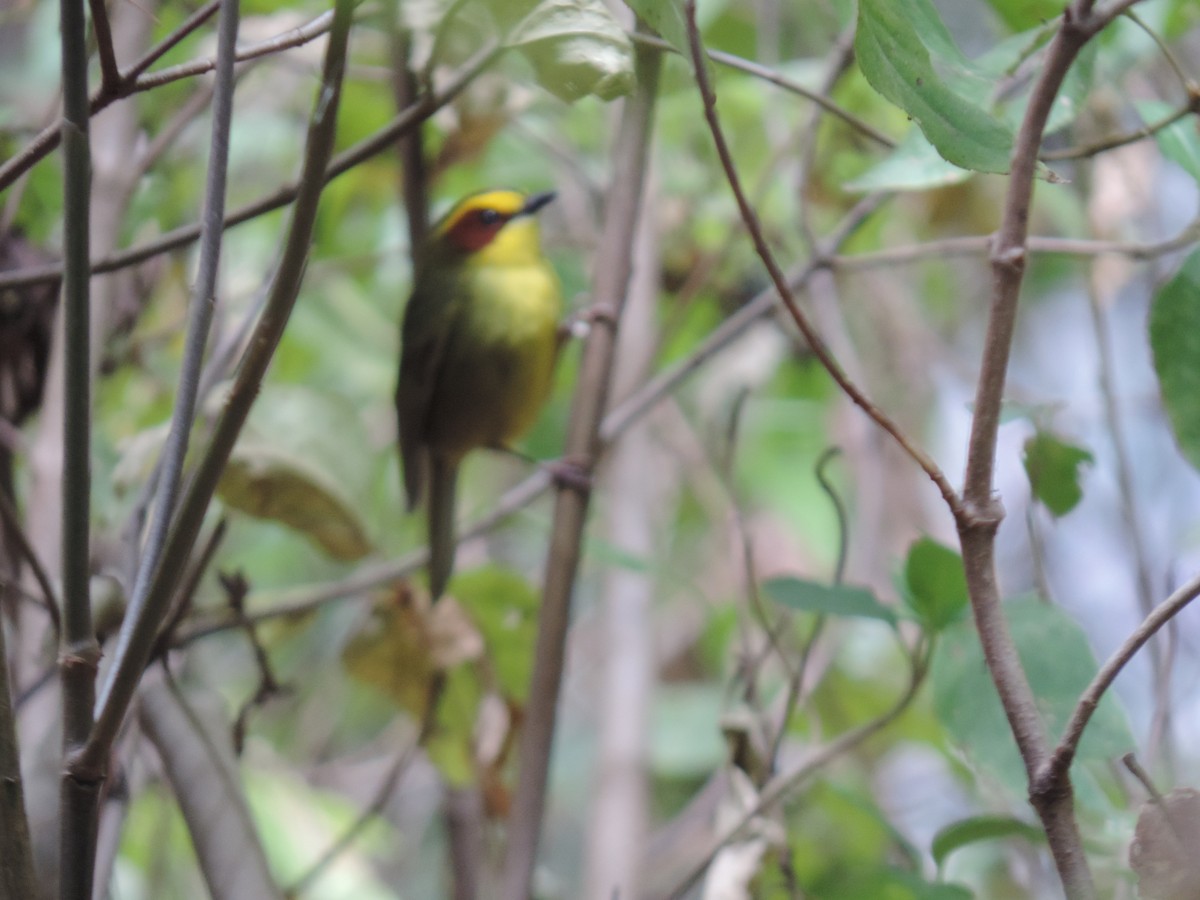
[1040,102,1197,161]
[829,217,1200,270]
[628,31,895,149]
[0,1,220,193]
[0,44,502,292]
[955,2,1147,897]
[87,0,121,93]
[1045,571,1200,784]
[129,8,336,92]
[682,0,961,517]
[499,30,663,900]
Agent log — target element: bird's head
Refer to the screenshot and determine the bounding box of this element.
[426,189,555,266]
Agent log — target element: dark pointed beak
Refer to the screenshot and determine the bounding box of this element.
[520,191,557,216]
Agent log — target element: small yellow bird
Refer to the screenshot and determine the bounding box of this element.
[396,189,562,600]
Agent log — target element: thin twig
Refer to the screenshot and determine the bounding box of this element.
[1122,753,1165,804]
[828,218,1200,270]
[682,1,961,517]
[1082,235,1167,755]
[0,488,62,636]
[123,0,239,698]
[1040,102,1196,161]
[286,685,442,897]
[130,8,336,92]
[667,641,930,897]
[151,519,228,663]
[1046,570,1200,781]
[1122,9,1195,92]
[766,449,848,771]
[0,1,221,193]
[628,31,895,150]
[0,44,503,292]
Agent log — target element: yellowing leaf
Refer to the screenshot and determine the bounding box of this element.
[216,383,372,561]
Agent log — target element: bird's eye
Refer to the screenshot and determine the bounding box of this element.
[478,208,502,226]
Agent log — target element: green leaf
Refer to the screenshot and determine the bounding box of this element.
[932,596,1134,796]
[505,0,635,101]
[764,577,897,625]
[901,538,968,631]
[1150,250,1200,473]
[1138,99,1200,183]
[451,567,540,702]
[1022,430,1094,517]
[931,815,1046,868]
[855,0,1015,173]
[982,0,1065,32]
[844,127,971,192]
[820,866,973,900]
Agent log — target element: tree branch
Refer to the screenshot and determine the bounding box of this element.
[86,0,121,94]
[954,2,1146,897]
[682,0,961,515]
[0,602,37,898]
[500,29,663,900]
[1045,570,1200,784]
[123,0,239,703]
[627,31,895,150]
[0,44,502,292]
[75,0,357,780]
[0,0,221,193]
[57,0,102,891]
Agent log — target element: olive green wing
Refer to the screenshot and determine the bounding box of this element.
[395,273,461,511]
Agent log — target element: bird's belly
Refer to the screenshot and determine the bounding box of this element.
[425,297,558,460]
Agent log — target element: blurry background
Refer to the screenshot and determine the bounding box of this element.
[2,0,1200,897]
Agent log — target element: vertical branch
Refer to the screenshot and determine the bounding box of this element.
[77,0,356,778]
[500,32,663,900]
[124,0,239,688]
[387,16,429,254]
[581,174,663,900]
[954,2,1142,897]
[58,0,101,891]
[0,614,37,897]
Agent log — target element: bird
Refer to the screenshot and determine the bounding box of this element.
[396,189,562,600]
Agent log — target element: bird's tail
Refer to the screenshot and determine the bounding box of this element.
[427,456,458,601]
